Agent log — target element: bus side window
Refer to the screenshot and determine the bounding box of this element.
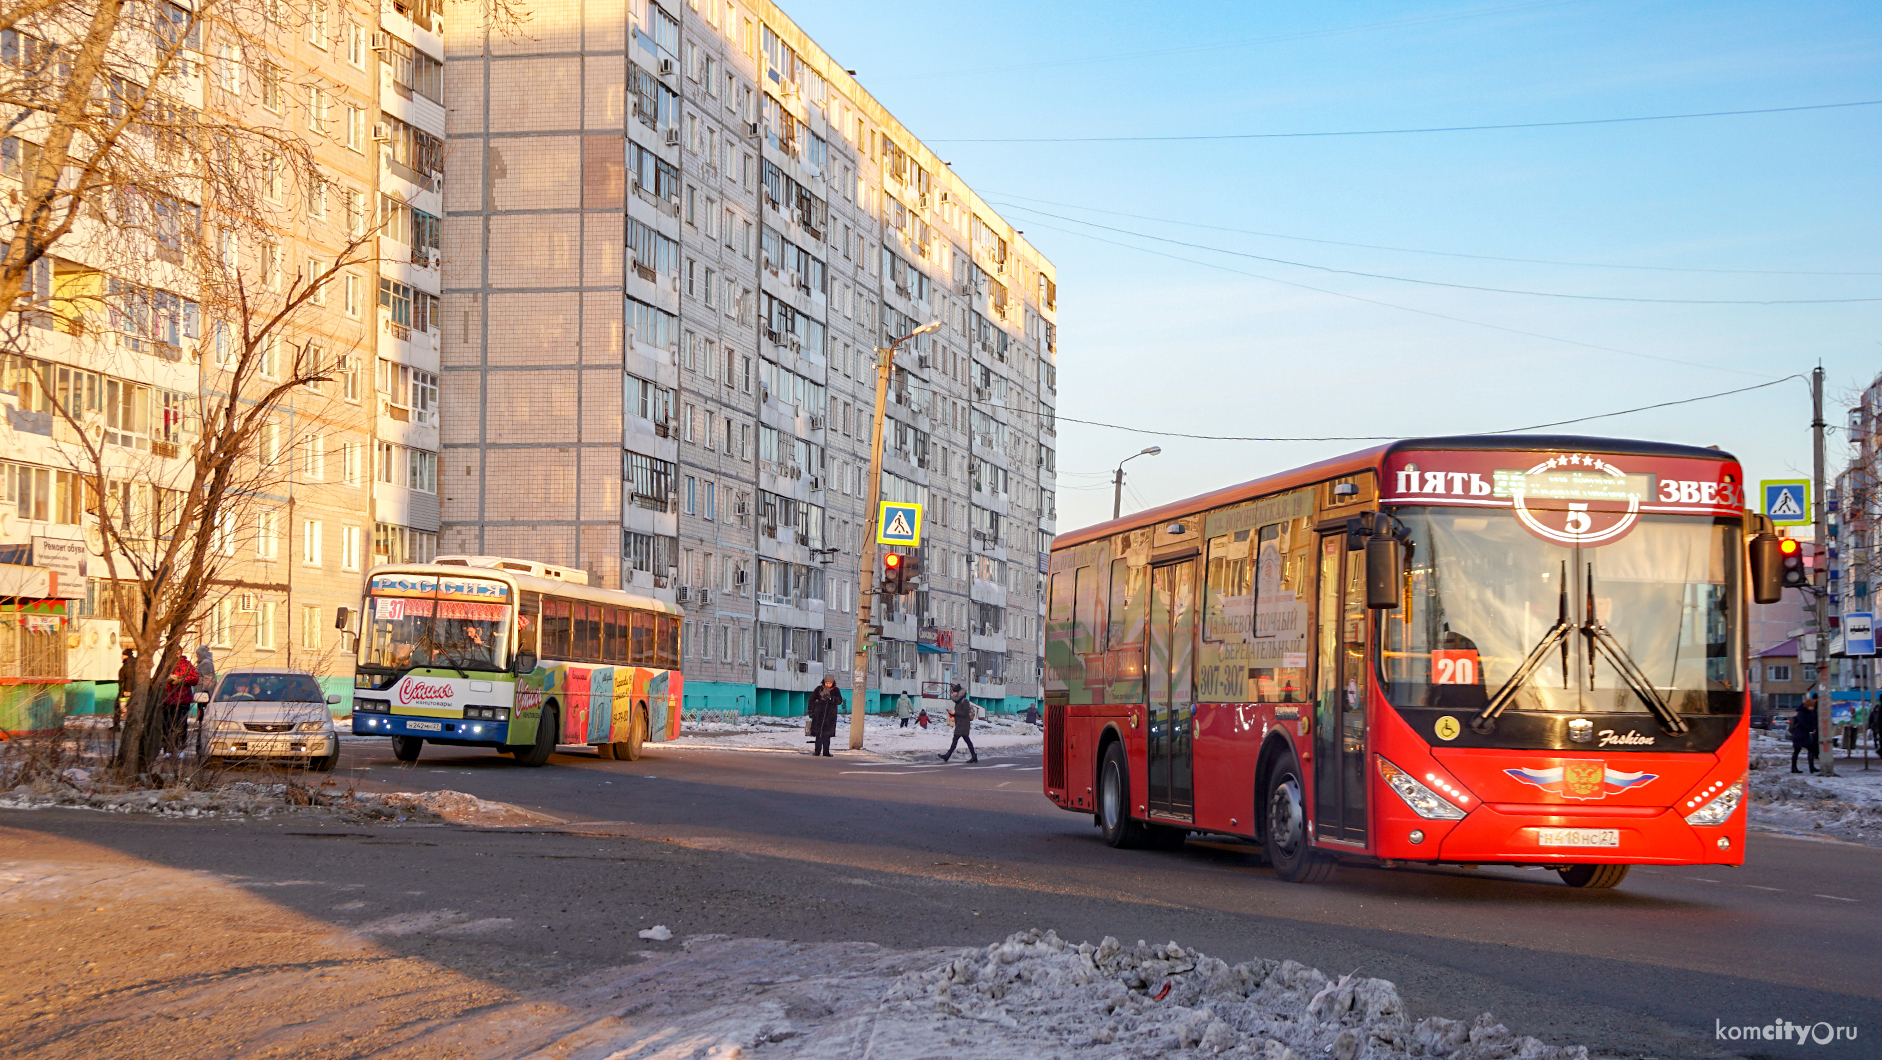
[1072,565,1097,655]
[587,603,609,661]
[542,598,571,659]
[630,610,654,664]
[605,608,628,665]
[517,592,540,655]
[655,614,679,669]
[1106,558,1136,647]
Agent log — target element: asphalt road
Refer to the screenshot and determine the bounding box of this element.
[8,736,1877,1060]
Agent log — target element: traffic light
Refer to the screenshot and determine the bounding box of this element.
[1779,537,1809,589]
[882,552,906,594]
[900,550,923,589]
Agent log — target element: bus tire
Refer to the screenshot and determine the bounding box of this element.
[1265,752,1333,883]
[515,704,559,768]
[390,736,423,764]
[1098,742,1150,849]
[1557,864,1629,889]
[616,704,647,762]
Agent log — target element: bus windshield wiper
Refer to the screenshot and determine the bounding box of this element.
[1581,567,1690,736]
[1471,562,1574,734]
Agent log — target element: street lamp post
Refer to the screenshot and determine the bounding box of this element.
[851,319,940,751]
[1112,446,1163,521]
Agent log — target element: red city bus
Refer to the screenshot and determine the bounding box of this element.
[1043,435,1783,888]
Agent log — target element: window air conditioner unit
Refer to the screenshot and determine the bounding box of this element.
[808,414,824,430]
[735,567,749,584]
[371,32,389,50]
[371,123,391,142]
[238,593,258,612]
[808,475,822,490]
[664,127,680,147]
[659,57,674,75]
[676,586,690,602]
[735,500,749,516]
[746,120,759,138]
[796,661,809,673]
[697,588,711,604]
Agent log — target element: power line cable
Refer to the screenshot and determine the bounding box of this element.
[930,99,1882,144]
[985,191,1882,278]
[1010,217,1767,375]
[1002,205,1881,304]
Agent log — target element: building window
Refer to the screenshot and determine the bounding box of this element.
[341,525,361,570]
[257,600,276,650]
[257,509,279,559]
[1768,664,1792,683]
[302,518,323,566]
[302,605,322,650]
[210,599,233,648]
[373,523,437,564]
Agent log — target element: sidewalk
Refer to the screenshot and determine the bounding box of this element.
[668,712,1044,761]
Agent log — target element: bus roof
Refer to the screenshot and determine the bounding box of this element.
[366,562,683,616]
[1053,433,1738,551]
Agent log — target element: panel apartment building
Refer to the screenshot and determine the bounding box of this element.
[0,0,446,716]
[440,0,1060,715]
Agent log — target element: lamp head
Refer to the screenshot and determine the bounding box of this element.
[1142,446,1162,456]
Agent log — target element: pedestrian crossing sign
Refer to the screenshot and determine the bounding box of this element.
[1761,480,1809,526]
[877,501,923,546]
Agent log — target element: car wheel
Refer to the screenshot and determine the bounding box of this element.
[1098,741,1150,849]
[309,748,339,772]
[390,736,423,763]
[1265,751,1333,883]
[1557,864,1630,889]
[514,703,559,767]
[615,704,647,762]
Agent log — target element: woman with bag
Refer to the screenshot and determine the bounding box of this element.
[806,677,843,758]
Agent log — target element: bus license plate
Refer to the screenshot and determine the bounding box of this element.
[406,720,443,732]
[1537,827,1619,847]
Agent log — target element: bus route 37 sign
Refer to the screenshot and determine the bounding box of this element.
[877,501,923,547]
[1761,480,1810,526]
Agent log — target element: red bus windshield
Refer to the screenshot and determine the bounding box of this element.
[1381,506,1743,717]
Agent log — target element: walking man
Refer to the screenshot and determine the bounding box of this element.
[807,676,842,758]
[937,683,977,763]
[1790,699,1819,773]
[114,648,136,731]
[896,691,914,728]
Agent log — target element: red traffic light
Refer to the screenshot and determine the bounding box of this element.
[883,554,903,569]
[1778,538,1801,556]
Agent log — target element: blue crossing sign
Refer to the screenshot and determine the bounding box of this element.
[877,501,923,546]
[1761,480,1809,526]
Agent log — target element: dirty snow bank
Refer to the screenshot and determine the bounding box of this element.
[466,929,1588,1060]
[670,710,1043,760]
[1746,731,1882,846]
[0,773,554,826]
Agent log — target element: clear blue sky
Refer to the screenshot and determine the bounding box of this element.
[786,0,1881,530]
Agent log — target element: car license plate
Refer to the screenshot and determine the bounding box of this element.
[1537,827,1619,847]
[406,720,442,732]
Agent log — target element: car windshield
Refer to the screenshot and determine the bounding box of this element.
[216,673,325,702]
[1381,507,1743,716]
[361,596,511,671]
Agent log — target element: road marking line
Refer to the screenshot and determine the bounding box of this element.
[1747,885,1782,891]
[839,771,921,776]
[1815,894,1859,902]
[1686,877,1721,883]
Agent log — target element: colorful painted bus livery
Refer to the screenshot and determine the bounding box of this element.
[1043,436,1785,889]
[350,556,682,765]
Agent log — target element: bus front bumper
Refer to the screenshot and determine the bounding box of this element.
[1416,804,1745,865]
[353,714,511,744]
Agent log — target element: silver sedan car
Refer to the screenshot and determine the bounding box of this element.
[195,668,341,771]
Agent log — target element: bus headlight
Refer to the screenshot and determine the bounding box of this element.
[1683,777,1744,827]
[1377,756,1468,820]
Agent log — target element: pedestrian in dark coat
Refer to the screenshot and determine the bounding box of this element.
[114,648,136,731]
[937,683,977,763]
[1790,701,1819,773]
[161,654,200,755]
[806,677,843,757]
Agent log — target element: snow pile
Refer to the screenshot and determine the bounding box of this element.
[0,775,559,826]
[857,930,1585,1060]
[1745,731,1882,845]
[670,710,1043,760]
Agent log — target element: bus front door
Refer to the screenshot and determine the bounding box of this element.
[1313,535,1369,845]
[1147,560,1196,820]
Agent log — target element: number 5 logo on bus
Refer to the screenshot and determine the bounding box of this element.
[1432,649,1481,686]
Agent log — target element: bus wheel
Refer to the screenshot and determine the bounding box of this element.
[616,705,647,762]
[1098,742,1150,849]
[391,736,423,763]
[1265,753,1333,883]
[1557,864,1629,889]
[515,705,559,768]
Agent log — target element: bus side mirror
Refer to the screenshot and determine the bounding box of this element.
[334,606,350,630]
[1749,533,1783,604]
[1365,536,1402,610]
[513,650,538,675]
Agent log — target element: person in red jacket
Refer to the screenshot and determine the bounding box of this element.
[162,654,200,756]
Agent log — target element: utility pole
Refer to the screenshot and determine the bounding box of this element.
[1112,446,1162,521]
[1814,365,1837,776]
[851,321,938,750]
